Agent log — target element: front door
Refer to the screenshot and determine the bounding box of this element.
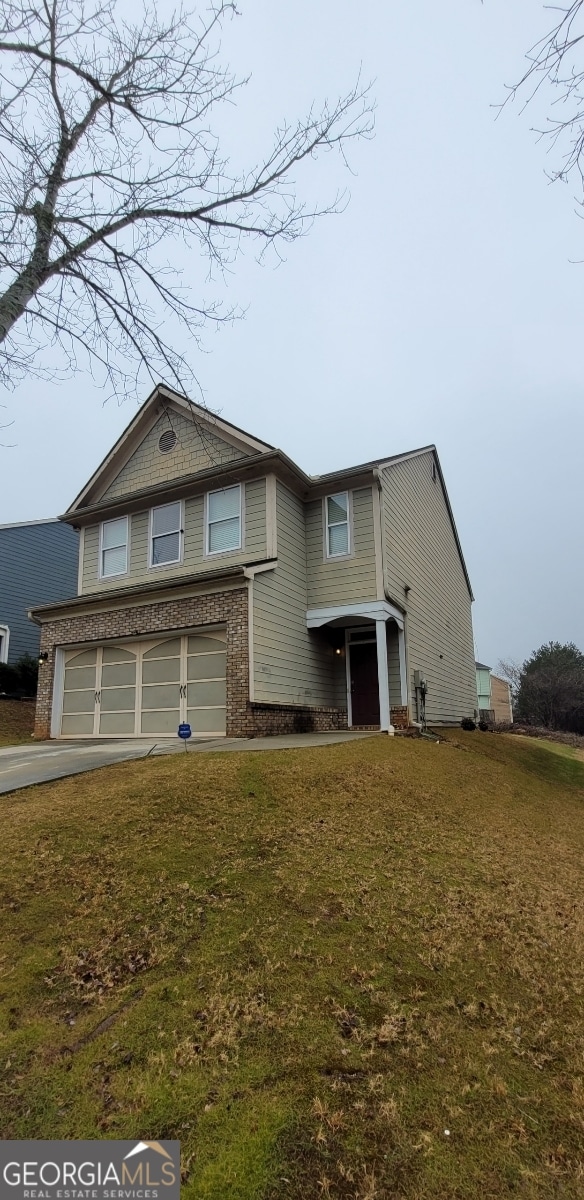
[350,642,380,725]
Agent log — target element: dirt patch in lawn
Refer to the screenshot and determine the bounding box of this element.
[0,734,583,1198]
[0,697,36,746]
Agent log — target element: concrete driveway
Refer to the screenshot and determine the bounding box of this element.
[0,731,376,795]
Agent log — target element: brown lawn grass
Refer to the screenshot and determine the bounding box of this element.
[0,698,35,746]
[0,732,583,1198]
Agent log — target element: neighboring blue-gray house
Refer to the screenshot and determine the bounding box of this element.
[0,520,78,664]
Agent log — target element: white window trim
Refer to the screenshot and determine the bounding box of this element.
[99,515,129,580]
[324,490,352,560]
[204,483,243,557]
[148,499,184,569]
[0,625,10,664]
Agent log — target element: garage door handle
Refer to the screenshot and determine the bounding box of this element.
[95,690,101,703]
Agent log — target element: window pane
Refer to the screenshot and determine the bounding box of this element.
[102,544,127,575]
[152,531,180,564]
[209,516,240,553]
[327,493,348,524]
[208,487,239,522]
[328,523,349,556]
[152,502,181,537]
[102,517,127,549]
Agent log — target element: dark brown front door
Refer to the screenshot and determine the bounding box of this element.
[350,643,380,725]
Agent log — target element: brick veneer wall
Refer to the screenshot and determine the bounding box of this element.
[249,702,348,735]
[390,706,410,730]
[34,587,347,740]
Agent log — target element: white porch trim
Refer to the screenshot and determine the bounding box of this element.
[398,624,408,706]
[376,618,393,734]
[306,600,404,630]
[0,625,9,664]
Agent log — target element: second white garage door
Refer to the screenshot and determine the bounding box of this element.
[60,630,226,737]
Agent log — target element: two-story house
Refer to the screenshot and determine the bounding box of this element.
[31,385,477,739]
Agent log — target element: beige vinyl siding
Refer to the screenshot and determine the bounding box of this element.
[102,410,249,501]
[81,478,267,594]
[253,482,346,707]
[381,452,476,725]
[305,487,377,608]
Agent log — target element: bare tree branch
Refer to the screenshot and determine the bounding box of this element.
[505,3,584,195]
[0,0,374,400]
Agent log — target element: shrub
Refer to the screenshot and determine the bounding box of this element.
[461,717,476,731]
[478,720,490,732]
[0,653,39,697]
[0,663,20,694]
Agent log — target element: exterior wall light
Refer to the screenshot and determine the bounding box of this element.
[38,651,49,664]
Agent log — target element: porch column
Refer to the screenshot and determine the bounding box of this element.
[375,618,394,735]
[398,624,408,706]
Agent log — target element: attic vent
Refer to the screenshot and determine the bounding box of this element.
[431,460,437,482]
[158,429,177,454]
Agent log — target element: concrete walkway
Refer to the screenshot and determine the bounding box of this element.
[0,731,376,795]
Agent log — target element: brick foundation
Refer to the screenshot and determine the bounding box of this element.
[34,588,348,740]
[390,706,410,730]
[248,702,348,736]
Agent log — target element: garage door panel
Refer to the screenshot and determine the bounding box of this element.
[101,662,136,687]
[188,634,227,653]
[187,652,226,681]
[65,649,98,667]
[64,666,96,691]
[141,709,181,734]
[63,688,96,714]
[141,683,181,710]
[102,646,136,664]
[187,679,226,707]
[143,638,182,659]
[100,711,135,735]
[142,657,181,684]
[188,707,226,734]
[100,686,136,712]
[61,713,95,735]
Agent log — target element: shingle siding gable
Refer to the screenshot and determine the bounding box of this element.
[102,410,249,501]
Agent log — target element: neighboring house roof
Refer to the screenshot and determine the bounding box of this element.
[475,661,491,671]
[60,382,473,601]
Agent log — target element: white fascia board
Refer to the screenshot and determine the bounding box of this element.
[307,600,404,630]
[243,560,278,578]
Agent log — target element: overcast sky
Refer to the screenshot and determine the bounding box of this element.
[1,0,583,670]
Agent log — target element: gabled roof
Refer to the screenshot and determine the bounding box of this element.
[62,385,472,601]
[66,384,275,513]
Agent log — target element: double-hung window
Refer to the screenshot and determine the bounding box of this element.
[206,485,242,554]
[326,491,350,557]
[150,501,182,566]
[100,516,128,578]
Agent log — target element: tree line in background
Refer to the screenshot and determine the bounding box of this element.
[500,642,584,735]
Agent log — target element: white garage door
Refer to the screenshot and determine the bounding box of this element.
[60,631,226,737]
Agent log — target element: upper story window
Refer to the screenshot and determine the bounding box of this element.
[206,485,242,554]
[150,501,182,566]
[326,491,350,557]
[100,516,128,578]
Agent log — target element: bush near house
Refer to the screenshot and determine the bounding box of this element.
[0,734,583,1198]
[0,653,38,697]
